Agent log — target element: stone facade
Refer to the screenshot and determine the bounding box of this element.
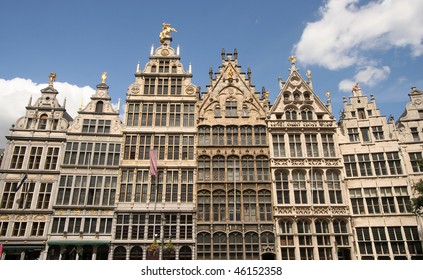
[0,31,422,260]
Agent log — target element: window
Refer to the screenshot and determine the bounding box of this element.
[198,126,210,145]
[197,232,211,260]
[356,227,373,255]
[372,126,384,140]
[298,220,313,260]
[357,108,366,119]
[404,226,423,255]
[305,134,319,157]
[17,182,35,209]
[348,128,359,142]
[229,232,244,260]
[154,135,166,160]
[259,190,272,221]
[256,156,269,181]
[301,110,313,120]
[409,152,422,173]
[212,126,224,146]
[228,190,241,221]
[380,187,395,214]
[27,146,43,170]
[127,103,140,126]
[141,103,154,126]
[226,99,237,117]
[84,218,97,234]
[198,156,211,181]
[44,147,59,170]
[388,227,406,255]
[171,78,182,95]
[147,214,162,239]
[372,153,387,176]
[56,175,73,205]
[92,143,107,166]
[213,232,227,260]
[183,104,194,126]
[158,60,169,73]
[38,114,48,129]
[197,191,211,222]
[241,156,254,181]
[131,214,145,239]
[155,103,167,126]
[349,189,365,214]
[227,126,238,145]
[394,186,410,213]
[134,170,148,203]
[360,127,371,142]
[169,104,181,126]
[275,171,290,204]
[254,126,266,145]
[311,170,324,204]
[272,134,285,157]
[243,190,257,222]
[95,101,103,113]
[357,154,373,176]
[364,188,380,214]
[333,219,349,247]
[242,105,249,117]
[167,135,180,160]
[293,170,307,204]
[343,155,358,177]
[180,170,193,203]
[0,221,9,236]
[372,227,389,255]
[115,215,130,240]
[87,176,103,205]
[411,127,420,141]
[289,134,302,157]
[227,156,240,182]
[1,183,17,209]
[240,126,252,145]
[212,190,226,222]
[182,136,194,160]
[327,170,342,204]
[212,156,225,181]
[78,142,93,165]
[387,152,403,175]
[119,170,134,203]
[10,146,26,169]
[51,218,66,234]
[321,134,336,157]
[12,222,27,237]
[316,220,332,260]
[165,170,179,202]
[180,214,193,240]
[124,135,137,160]
[285,109,297,120]
[144,78,155,95]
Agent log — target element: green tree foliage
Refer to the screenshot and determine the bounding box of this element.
[411,159,423,215]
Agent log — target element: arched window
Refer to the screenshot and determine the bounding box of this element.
[258,189,272,221]
[227,156,240,182]
[229,232,243,259]
[197,190,211,222]
[284,93,290,101]
[130,246,143,260]
[198,156,211,181]
[197,232,211,260]
[275,171,290,204]
[243,190,257,222]
[241,156,254,181]
[213,232,227,260]
[256,156,269,181]
[293,170,307,204]
[245,232,259,260]
[212,190,226,222]
[327,170,342,204]
[301,109,313,120]
[297,219,313,260]
[212,156,225,181]
[311,170,325,204]
[242,104,249,117]
[198,126,211,145]
[215,105,221,117]
[285,109,297,120]
[315,219,332,259]
[240,125,252,145]
[254,125,267,145]
[226,99,237,117]
[179,246,192,260]
[279,219,293,234]
[261,232,275,247]
[38,114,48,129]
[113,246,126,260]
[212,126,225,145]
[95,101,104,113]
[226,126,238,145]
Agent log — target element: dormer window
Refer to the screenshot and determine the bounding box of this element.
[226,99,237,117]
[284,93,290,101]
[38,114,48,130]
[96,101,104,113]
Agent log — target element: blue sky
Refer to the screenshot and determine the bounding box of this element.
[1,0,423,147]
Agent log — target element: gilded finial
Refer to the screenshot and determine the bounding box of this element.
[288,56,296,64]
[101,72,107,84]
[326,91,331,99]
[306,69,311,79]
[49,72,56,86]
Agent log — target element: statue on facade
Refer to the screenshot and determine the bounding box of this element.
[159,23,177,43]
[101,72,107,84]
[49,72,56,86]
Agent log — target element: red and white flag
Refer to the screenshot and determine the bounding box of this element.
[0,243,3,257]
[149,149,158,176]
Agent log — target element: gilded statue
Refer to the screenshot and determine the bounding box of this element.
[101,72,107,84]
[159,23,177,43]
[288,55,296,64]
[49,72,56,86]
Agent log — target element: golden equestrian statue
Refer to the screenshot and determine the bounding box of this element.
[159,23,177,43]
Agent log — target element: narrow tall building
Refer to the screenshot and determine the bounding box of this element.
[114,27,197,260]
[196,49,275,260]
[338,84,422,259]
[47,74,122,260]
[0,74,72,260]
[268,58,353,260]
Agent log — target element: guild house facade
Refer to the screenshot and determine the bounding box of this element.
[0,24,422,260]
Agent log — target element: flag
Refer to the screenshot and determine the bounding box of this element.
[149,149,158,176]
[14,173,27,192]
[0,243,2,256]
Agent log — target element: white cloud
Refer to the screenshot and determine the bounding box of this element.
[339,65,391,91]
[294,0,423,89]
[0,77,94,147]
